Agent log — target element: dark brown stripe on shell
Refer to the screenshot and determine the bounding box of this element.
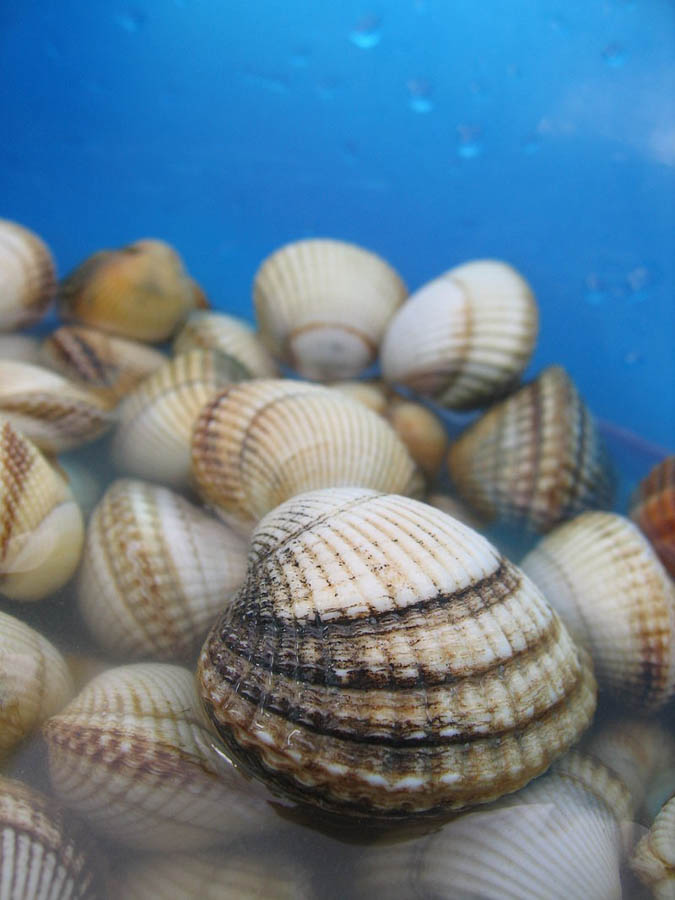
[0,421,35,561]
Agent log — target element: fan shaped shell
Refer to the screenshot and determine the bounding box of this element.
[173,311,278,378]
[0,219,56,331]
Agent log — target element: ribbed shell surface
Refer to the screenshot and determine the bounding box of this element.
[521,512,675,712]
[447,365,615,532]
[630,455,675,577]
[0,219,56,331]
[631,796,675,900]
[253,239,407,380]
[198,487,596,819]
[380,259,538,410]
[191,379,422,533]
[77,478,248,660]
[173,311,278,378]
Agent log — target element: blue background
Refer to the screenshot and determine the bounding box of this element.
[1,0,673,448]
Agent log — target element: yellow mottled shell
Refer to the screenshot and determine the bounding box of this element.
[632,796,675,900]
[254,238,407,380]
[173,311,278,378]
[0,219,56,331]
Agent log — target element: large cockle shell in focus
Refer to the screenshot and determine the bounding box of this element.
[198,487,596,819]
[0,611,74,761]
[190,379,422,534]
[631,795,675,899]
[112,348,247,487]
[630,455,675,578]
[521,512,675,712]
[253,238,407,380]
[0,219,56,331]
[77,478,248,660]
[173,311,279,378]
[380,259,538,410]
[42,663,284,851]
[0,419,84,601]
[58,238,198,342]
[447,365,615,532]
[0,776,106,899]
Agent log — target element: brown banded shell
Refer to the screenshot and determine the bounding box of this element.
[0,776,106,899]
[190,379,422,534]
[0,419,84,601]
[380,259,539,410]
[0,219,56,331]
[173,311,278,378]
[58,238,197,342]
[253,238,407,380]
[521,511,675,712]
[198,487,596,819]
[0,612,74,761]
[111,348,247,488]
[43,663,284,851]
[447,365,615,532]
[77,478,248,660]
[630,455,675,577]
[631,795,675,899]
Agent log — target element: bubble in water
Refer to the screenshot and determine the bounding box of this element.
[113,10,146,32]
[349,14,382,49]
[602,42,628,66]
[521,134,542,155]
[624,350,643,366]
[290,47,310,68]
[407,79,434,113]
[316,76,340,100]
[584,263,654,305]
[550,15,570,35]
[456,125,483,159]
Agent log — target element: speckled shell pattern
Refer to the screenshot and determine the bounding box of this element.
[0,612,74,762]
[42,663,284,851]
[173,311,279,378]
[521,511,675,712]
[77,478,248,660]
[198,487,596,819]
[379,259,539,410]
[447,365,615,532]
[0,776,105,900]
[0,219,56,332]
[631,795,675,900]
[253,239,407,381]
[630,455,675,578]
[0,419,84,602]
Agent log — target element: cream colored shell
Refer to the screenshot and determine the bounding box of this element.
[78,478,248,660]
[0,334,42,364]
[0,219,56,331]
[521,511,675,712]
[173,311,278,378]
[380,259,538,409]
[631,796,675,900]
[254,238,407,380]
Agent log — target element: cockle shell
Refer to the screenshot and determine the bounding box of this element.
[58,238,197,342]
[0,419,84,601]
[631,795,675,899]
[521,512,675,712]
[630,455,675,577]
[190,379,422,534]
[380,259,538,410]
[0,612,74,761]
[77,478,248,660]
[0,334,42,365]
[447,365,615,532]
[0,219,56,331]
[111,348,247,488]
[43,663,286,851]
[253,238,407,381]
[0,776,106,899]
[198,487,596,819]
[173,311,278,378]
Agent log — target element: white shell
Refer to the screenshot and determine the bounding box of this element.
[0,219,56,331]
[0,334,42,364]
[631,796,675,899]
[173,311,278,378]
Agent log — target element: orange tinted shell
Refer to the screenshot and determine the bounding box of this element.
[630,455,675,577]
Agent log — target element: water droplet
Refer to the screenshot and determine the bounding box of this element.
[584,274,606,305]
[414,0,428,11]
[521,134,542,154]
[550,15,570,35]
[341,140,359,164]
[602,42,627,66]
[290,47,310,68]
[456,125,483,159]
[468,79,489,96]
[113,10,146,32]
[407,79,434,113]
[316,76,340,100]
[349,14,381,49]
[506,63,522,79]
[624,350,643,366]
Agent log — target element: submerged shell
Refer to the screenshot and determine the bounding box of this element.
[173,311,278,378]
[0,612,74,761]
[0,334,42,365]
[254,238,407,380]
[521,512,675,712]
[0,419,84,601]
[631,796,675,900]
[0,219,56,331]
[198,487,596,819]
[630,455,675,578]
[380,259,538,410]
[447,365,615,532]
[191,379,422,534]
[78,478,248,660]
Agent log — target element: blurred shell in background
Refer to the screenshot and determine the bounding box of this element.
[0,333,42,365]
[630,454,675,577]
[631,795,675,900]
[173,310,278,378]
[254,238,407,381]
[0,219,56,332]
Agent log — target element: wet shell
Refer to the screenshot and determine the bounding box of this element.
[190,379,422,534]
[253,238,407,380]
[58,238,197,342]
[43,663,285,851]
[447,365,615,532]
[173,311,278,378]
[380,259,538,410]
[112,348,247,488]
[630,455,675,578]
[0,219,56,331]
[631,796,675,899]
[198,487,596,819]
[0,612,74,762]
[0,419,84,601]
[521,512,675,712]
[0,776,105,899]
[0,360,114,454]
[77,478,248,660]
[0,334,42,365]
